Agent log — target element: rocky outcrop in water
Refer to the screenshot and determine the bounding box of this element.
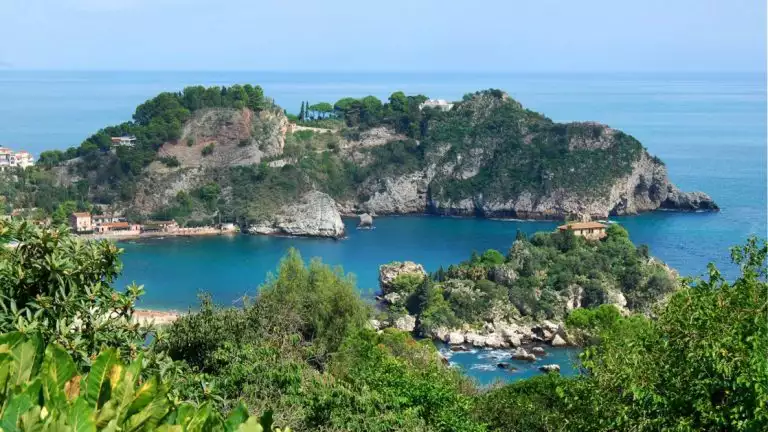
[247,191,345,238]
[378,261,426,293]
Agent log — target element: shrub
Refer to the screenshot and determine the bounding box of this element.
[0,332,288,431]
[201,143,215,156]
[0,221,146,365]
[158,155,180,167]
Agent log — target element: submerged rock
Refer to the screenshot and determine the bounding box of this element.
[497,363,517,371]
[450,345,471,352]
[539,364,561,373]
[247,191,345,238]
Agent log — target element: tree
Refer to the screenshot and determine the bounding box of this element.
[388,91,408,113]
[299,101,305,121]
[0,221,147,365]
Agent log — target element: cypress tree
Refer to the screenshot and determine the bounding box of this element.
[299,102,305,121]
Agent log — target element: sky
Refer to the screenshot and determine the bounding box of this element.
[0,0,765,72]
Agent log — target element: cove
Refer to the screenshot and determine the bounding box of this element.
[117,212,741,385]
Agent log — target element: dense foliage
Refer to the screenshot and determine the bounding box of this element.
[157,250,482,431]
[1,220,765,431]
[387,224,677,336]
[0,221,146,365]
[0,332,287,431]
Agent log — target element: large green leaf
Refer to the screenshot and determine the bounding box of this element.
[224,403,250,431]
[123,389,171,432]
[235,416,265,432]
[84,348,119,407]
[126,375,160,416]
[0,377,41,431]
[184,402,213,431]
[10,335,43,387]
[67,397,97,432]
[41,343,76,410]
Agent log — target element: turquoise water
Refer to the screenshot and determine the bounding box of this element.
[1,71,765,383]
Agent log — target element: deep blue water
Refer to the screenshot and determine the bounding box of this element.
[1,71,765,384]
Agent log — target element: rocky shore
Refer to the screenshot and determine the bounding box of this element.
[373,261,579,351]
[247,191,346,239]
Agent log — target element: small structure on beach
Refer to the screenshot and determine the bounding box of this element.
[557,221,607,240]
[142,220,179,233]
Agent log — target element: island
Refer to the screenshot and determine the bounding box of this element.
[1,85,717,237]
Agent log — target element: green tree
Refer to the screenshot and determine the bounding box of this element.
[0,221,146,365]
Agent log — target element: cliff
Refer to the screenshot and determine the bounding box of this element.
[247,191,345,238]
[338,92,717,219]
[38,86,717,238]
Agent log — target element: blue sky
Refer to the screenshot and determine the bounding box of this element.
[0,0,765,71]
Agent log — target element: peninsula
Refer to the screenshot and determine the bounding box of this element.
[1,86,717,237]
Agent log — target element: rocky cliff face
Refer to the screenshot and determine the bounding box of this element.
[338,97,717,219]
[247,191,345,238]
[78,88,717,237]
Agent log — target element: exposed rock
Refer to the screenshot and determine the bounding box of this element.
[485,333,506,348]
[394,314,416,332]
[539,364,561,373]
[551,334,568,347]
[378,261,426,293]
[511,348,536,362]
[382,292,402,305]
[465,332,488,347]
[497,363,517,371]
[447,332,465,345]
[247,191,345,238]
[450,345,471,352]
[489,264,518,285]
[358,213,374,229]
[369,319,383,330]
[531,346,546,356]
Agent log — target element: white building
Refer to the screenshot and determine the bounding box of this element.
[0,147,34,170]
[111,136,137,147]
[419,99,454,112]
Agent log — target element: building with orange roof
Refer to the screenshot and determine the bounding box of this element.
[557,221,608,240]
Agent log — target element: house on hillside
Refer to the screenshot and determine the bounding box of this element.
[0,148,34,170]
[70,212,93,233]
[111,136,137,147]
[557,221,607,240]
[419,99,454,112]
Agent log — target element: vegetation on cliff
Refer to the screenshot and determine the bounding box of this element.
[0,220,765,431]
[383,224,676,336]
[2,84,705,228]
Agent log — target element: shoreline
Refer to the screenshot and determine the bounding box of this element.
[80,229,238,241]
[133,309,182,326]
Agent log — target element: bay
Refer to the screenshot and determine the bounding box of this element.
[1,71,765,384]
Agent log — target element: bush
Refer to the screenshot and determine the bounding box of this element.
[0,332,288,431]
[0,221,146,365]
[201,143,215,156]
[158,155,180,167]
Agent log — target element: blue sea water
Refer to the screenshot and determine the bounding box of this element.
[0,71,765,385]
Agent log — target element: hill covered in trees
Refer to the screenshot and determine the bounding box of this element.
[0,220,765,431]
[2,85,717,231]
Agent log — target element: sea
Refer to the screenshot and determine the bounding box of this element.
[0,71,765,385]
